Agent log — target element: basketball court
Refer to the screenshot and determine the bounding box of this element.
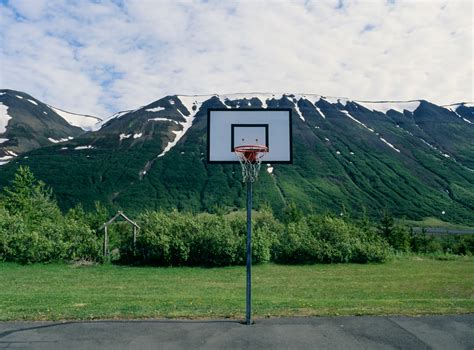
[1,315,472,349]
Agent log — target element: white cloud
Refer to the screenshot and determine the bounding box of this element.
[0,0,472,117]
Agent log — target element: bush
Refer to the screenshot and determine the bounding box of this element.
[273,215,391,264]
[63,217,102,262]
[122,210,210,266]
[120,209,282,267]
[229,210,283,264]
[188,214,238,266]
[438,234,474,255]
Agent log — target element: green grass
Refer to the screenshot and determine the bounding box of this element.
[1,256,473,321]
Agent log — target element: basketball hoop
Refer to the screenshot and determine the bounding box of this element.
[234,145,269,182]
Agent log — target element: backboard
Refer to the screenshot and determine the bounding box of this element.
[207,108,292,163]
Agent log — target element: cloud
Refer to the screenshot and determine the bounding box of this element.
[0,0,472,117]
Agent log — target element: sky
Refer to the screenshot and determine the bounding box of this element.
[0,0,472,117]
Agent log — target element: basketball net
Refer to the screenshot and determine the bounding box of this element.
[234,145,269,183]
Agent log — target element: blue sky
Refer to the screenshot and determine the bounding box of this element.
[0,0,472,117]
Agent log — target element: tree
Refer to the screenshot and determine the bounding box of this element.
[377,210,410,251]
[3,166,60,222]
[283,201,303,224]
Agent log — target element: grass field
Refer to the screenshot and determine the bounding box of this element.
[1,256,473,321]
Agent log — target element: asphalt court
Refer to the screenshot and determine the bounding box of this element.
[0,315,472,349]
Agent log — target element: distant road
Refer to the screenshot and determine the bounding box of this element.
[0,315,473,349]
[412,227,474,235]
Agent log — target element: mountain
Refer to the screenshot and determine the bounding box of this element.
[0,89,101,164]
[0,91,473,224]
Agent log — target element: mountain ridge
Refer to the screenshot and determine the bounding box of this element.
[1,89,473,224]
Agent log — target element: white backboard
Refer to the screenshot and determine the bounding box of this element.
[207,109,292,163]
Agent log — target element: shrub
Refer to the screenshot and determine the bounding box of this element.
[121,209,282,267]
[438,234,474,255]
[273,215,391,264]
[409,228,440,253]
[0,207,26,262]
[63,217,102,262]
[189,214,238,266]
[229,210,283,264]
[122,211,201,266]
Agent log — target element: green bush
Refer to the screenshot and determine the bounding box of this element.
[273,215,391,264]
[121,210,203,266]
[63,218,102,262]
[229,210,283,264]
[188,214,238,266]
[438,234,474,255]
[121,209,282,267]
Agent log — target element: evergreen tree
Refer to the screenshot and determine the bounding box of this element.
[378,210,410,251]
[3,165,61,223]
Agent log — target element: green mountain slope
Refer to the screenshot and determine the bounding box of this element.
[0,93,472,224]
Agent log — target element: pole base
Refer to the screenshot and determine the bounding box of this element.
[240,319,255,325]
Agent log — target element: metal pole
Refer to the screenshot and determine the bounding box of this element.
[104,226,108,257]
[246,179,253,325]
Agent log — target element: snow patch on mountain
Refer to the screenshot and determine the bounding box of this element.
[340,110,374,132]
[287,96,305,121]
[119,133,131,140]
[148,117,178,124]
[420,138,438,150]
[0,102,12,133]
[93,110,132,131]
[323,96,349,106]
[220,93,273,108]
[219,93,301,109]
[298,94,322,105]
[15,95,23,99]
[0,151,17,165]
[443,104,473,124]
[50,106,102,131]
[0,138,8,144]
[314,104,326,119]
[74,145,94,150]
[48,137,71,143]
[146,107,165,112]
[0,156,13,166]
[156,109,195,158]
[444,102,474,109]
[380,137,400,153]
[27,99,38,106]
[139,96,204,179]
[177,95,209,117]
[356,101,420,114]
